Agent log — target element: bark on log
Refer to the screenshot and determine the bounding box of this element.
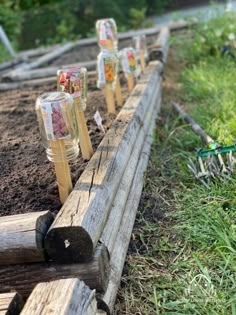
[0,244,109,298]
[44,61,163,263]
[20,279,97,315]
[102,95,161,311]
[0,292,24,315]
[0,211,54,265]
[100,72,161,254]
[149,26,170,63]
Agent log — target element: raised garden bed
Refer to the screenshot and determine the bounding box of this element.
[0,24,173,314]
[0,77,129,215]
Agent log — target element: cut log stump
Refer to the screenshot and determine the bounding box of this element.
[0,211,54,265]
[20,279,97,315]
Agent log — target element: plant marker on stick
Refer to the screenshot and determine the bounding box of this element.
[133,34,147,72]
[96,18,118,51]
[96,18,123,106]
[97,50,117,114]
[36,92,79,203]
[57,67,93,160]
[120,47,138,93]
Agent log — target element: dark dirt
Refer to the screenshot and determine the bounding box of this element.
[0,33,159,217]
[0,76,129,216]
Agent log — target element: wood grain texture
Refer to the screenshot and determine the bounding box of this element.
[0,244,109,298]
[50,140,73,204]
[100,72,161,254]
[20,278,97,315]
[0,292,24,315]
[104,86,116,114]
[76,110,93,160]
[45,61,163,263]
[0,211,54,265]
[102,94,161,311]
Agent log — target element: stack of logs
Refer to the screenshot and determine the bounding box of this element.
[0,26,170,315]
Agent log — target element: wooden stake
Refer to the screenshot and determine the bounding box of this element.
[50,140,72,204]
[104,85,116,114]
[139,51,146,72]
[75,107,93,160]
[115,77,123,106]
[127,73,134,93]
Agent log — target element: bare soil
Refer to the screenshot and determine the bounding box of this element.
[0,75,129,216]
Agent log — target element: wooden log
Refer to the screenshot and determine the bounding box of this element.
[44,61,163,263]
[15,42,78,72]
[0,71,97,92]
[100,73,161,254]
[2,61,96,82]
[149,26,170,63]
[20,278,97,315]
[17,44,60,59]
[0,292,24,315]
[102,95,161,311]
[0,211,54,265]
[0,58,27,72]
[0,244,109,298]
[1,20,192,83]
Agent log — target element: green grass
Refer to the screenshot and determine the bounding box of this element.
[0,43,15,63]
[115,13,236,315]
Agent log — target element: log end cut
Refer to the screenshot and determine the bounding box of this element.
[45,226,94,263]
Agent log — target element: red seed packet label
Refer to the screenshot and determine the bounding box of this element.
[41,102,71,140]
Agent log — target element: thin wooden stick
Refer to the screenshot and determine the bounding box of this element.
[50,140,72,204]
[115,77,123,106]
[104,86,116,114]
[75,108,93,160]
[127,73,134,93]
[172,102,213,145]
[139,51,146,72]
